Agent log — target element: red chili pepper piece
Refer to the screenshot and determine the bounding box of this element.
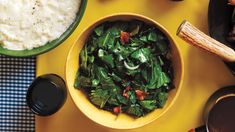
[122,92,129,98]
[120,31,130,44]
[228,0,235,5]
[122,86,132,98]
[125,86,132,91]
[135,90,147,101]
[113,106,122,114]
[138,95,144,101]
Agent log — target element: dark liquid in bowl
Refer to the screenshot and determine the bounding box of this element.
[208,96,235,132]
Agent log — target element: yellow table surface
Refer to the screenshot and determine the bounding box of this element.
[36,0,235,131]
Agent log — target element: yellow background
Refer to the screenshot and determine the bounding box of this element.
[36,0,235,131]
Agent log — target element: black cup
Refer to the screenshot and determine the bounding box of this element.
[190,86,235,132]
[26,74,67,116]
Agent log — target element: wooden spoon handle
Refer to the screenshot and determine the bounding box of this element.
[177,20,235,62]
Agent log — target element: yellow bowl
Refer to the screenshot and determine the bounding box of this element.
[65,13,184,129]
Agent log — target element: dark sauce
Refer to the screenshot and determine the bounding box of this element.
[31,80,62,112]
[27,74,67,116]
[207,96,235,132]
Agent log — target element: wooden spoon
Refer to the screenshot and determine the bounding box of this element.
[177,20,235,62]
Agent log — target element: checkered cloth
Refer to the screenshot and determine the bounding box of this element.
[0,55,35,132]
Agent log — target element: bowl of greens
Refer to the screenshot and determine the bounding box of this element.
[65,13,184,129]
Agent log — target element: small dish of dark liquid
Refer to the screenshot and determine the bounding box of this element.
[191,86,235,132]
[26,74,67,116]
[207,95,235,132]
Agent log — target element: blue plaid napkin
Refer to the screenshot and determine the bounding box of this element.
[0,55,35,132]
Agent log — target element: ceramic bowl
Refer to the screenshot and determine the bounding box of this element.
[65,13,184,129]
[0,0,87,57]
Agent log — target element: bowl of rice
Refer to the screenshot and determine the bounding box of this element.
[0,0,87,57]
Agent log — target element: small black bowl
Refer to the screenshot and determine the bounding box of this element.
[26,74,67,116]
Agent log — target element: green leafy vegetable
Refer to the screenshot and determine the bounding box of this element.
[140,36,148,42]
[75,20,174,118]
[157,93,168,108]
[117,94,129,105]
[127,104,143,117]
[131,48,151,63]
[90,89,110,108]
[139,100,157,110]
[94,25,104,36]
[148,31,158,42]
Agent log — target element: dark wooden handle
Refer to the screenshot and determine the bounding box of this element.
[177,20,235,62]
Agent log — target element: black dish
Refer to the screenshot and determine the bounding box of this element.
[208,0,235,74]
[26,74,67,116]
[192,86,235,132]
[203,86,235,132]
[203,85,235,121]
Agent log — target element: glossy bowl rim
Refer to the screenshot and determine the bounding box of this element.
[0,0,87,57]
[65,13,184,129]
